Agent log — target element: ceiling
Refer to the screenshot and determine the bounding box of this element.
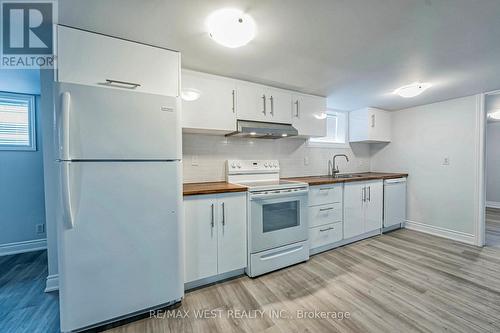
[59,0,500,111]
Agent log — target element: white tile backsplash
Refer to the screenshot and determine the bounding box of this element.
[183,134,371,183]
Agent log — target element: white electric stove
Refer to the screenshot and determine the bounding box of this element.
[227,160,310,277]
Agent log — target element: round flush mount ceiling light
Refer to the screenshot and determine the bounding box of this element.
[181,89,201,101]
[314,112,328,120]
[488,110,500,120]
[206,8,256,48]
[394,82,432,98]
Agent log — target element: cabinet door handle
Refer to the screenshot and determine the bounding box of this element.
[319,207,334,212]
[295,100,300,117]
[371,114,376,128]
[210,203,215,228]
[262,94,267,115]
[104,79,141,89]
[368,186,371,202]
[232,90,236,113]
[221,202,226,226]
[320,227,334,232]
[362,187,366,202]
[270,96,274,116]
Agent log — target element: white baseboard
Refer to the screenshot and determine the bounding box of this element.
[45,274,59,292]
[404,220,475,245]
[486,201,500,209]
[0,239,47,256]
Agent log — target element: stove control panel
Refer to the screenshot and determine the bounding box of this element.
[227,160,280,174]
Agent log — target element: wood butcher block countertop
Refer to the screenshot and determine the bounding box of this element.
[284,172,408,186]
[183,182,248,196]
[183,172,407,195]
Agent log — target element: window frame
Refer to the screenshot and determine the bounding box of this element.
[307,110,350,149]
[0,91,37,151]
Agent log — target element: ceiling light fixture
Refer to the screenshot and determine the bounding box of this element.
[394,82,432,98]
[206,8,256,48]
[314,113,328,120]
[488,110,500,120]
[181,89,201,101]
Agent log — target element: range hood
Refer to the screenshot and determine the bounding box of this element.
[226,120,298,139]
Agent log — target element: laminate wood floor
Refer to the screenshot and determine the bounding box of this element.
[3,224,500,333]
[105,228,500,333]
[0,250,59,333]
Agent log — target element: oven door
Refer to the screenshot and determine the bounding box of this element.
[249,190,308,253]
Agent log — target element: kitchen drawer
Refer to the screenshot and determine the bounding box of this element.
[308,203,342,228]
[309,184,342,206]
[309,222,343,250]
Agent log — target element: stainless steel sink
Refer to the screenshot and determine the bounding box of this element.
[334,174,366,178]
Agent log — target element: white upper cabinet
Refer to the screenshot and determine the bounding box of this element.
[265,87,293,124]
[349,107,391,143]
[56,25,180,97]
[181,70,236,134]
[235,81,267,122]
[236,82,292,124]
[179,70,325,136]
[292,94,327,137]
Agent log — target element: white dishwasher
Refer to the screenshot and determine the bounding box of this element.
[383,178,407,232]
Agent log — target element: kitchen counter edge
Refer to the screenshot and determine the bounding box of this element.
[183,182,248,196]
[283,172,408,186]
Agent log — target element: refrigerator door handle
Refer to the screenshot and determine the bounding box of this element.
[61,162,74,229]
[60,92,71,160]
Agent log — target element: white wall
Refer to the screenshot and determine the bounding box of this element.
[486,122,500,205]
[371,95,479,237]
[40,69,59,290]
[183,134,371,183]
[0,70,46,248]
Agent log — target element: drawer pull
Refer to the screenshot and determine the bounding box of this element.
[319,187,334,191]
[319,207,334,212]
[104,79,141,89]
[319,227,335,232]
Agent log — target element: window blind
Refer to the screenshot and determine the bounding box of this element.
[0,92,35,150]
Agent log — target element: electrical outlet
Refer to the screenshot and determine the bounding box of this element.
[36,224,45,234]
[191,155,199,166]
[304,157,309,165]
[443,157,450,166]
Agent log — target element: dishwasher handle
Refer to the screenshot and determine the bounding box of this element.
[385,178,407,184]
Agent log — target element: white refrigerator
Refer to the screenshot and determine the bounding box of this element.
[55,82,183,332]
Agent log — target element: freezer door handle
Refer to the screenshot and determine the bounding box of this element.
[60,92,71,160]
[61,162,74,229]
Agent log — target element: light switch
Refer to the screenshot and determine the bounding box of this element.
[191,155,199,166]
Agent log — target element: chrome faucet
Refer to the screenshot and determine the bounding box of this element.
[329,154,349,177]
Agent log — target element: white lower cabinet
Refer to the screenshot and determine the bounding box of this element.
[309,222,343,249]
[308,184,343,251]
[184,193,247,284]
[344,180,383,239]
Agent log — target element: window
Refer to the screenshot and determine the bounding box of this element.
[0,92,36,151]
[308,110,348,148]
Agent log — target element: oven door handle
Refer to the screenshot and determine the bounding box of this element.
[249,189,309,200]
